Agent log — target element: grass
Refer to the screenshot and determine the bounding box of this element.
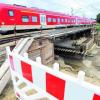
[95,23,100,31]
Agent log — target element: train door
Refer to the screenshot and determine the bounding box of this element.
[7,10,16,29]
[1,9,15,32]
[40,14,46,27]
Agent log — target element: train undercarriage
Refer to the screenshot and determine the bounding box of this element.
[54,28,95,59]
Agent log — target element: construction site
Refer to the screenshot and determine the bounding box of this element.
[0,1,100,100]
[0,26,100,100]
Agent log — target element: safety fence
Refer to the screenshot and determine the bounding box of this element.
[7,46,100,100]
[0,38,34,94]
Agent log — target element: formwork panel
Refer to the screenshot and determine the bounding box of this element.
[28,38,54,65]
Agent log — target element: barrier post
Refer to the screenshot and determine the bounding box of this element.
[6,46,10,57]
[6,47,17,95]
[13,49,19,54]
[23,53,28,59]
[53,63,59,71]
[36,57,42,64]
[77,70,85,82]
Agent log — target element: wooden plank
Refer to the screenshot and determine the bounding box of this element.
[28,38,54,65]
[0,60,9,79]
[0,68,11,94]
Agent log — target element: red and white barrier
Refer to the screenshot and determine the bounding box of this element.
[6,46,100,100]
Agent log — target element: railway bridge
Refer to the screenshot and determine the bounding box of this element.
[45,26,94,59]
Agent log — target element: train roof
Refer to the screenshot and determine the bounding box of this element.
[0,3,95,21]
[0,3,72,17]
[0,3,38,13]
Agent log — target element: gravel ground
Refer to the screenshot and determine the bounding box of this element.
[0,81,16,100]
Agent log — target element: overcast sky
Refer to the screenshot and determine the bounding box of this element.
[0,0,100,18]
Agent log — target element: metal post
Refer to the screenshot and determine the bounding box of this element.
[14,24,16,45]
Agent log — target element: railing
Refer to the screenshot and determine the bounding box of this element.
[6,46,100,100]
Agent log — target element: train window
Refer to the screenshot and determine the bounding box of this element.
[58,18,60,23]
[32,16,37,22]
[41,16,45,23]
[78,19,80,23]
[68,20,70,23]
[53,18,56,22]
[70,20,72,23]
[22,16,29,22]
[70,20,72,22]
[61,19,64,22]
[48,17,52,22]
[8,10,14,16]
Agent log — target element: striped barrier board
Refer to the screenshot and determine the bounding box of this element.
[6,46,100,100]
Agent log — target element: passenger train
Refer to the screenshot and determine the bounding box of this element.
[0,3,96,34]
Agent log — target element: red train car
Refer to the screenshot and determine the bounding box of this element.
[0,3,95,34]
